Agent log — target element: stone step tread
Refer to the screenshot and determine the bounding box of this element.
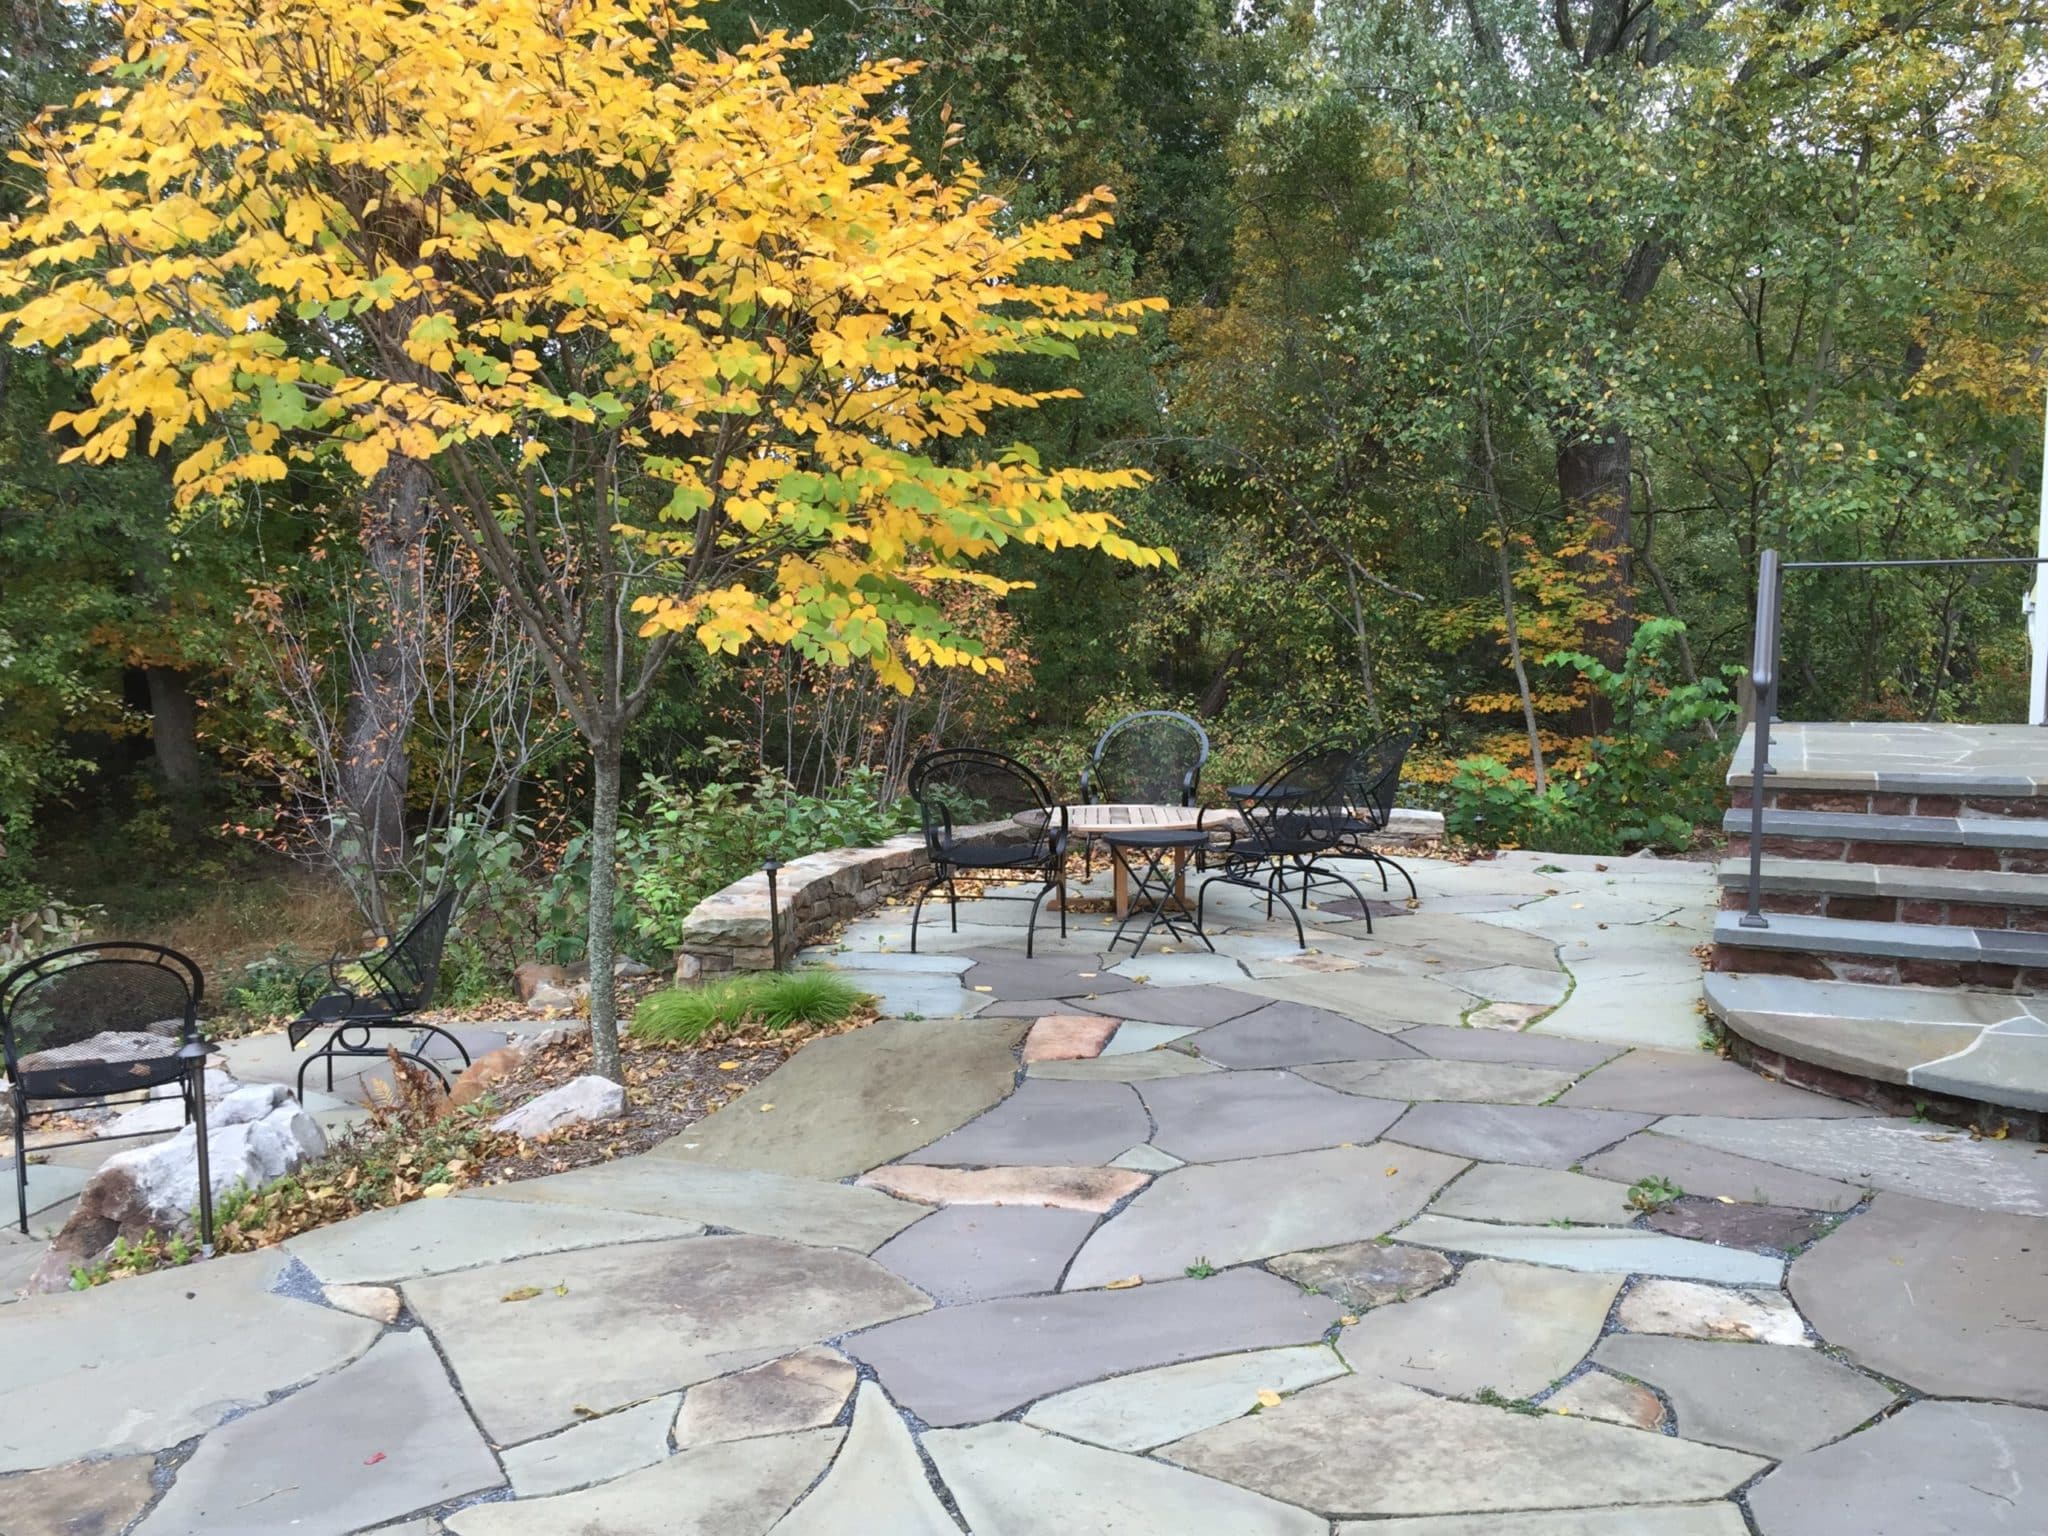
[1725,721,2048,795]
[1703,971,2048,1112]
[1721,807,2048,850]
[1712,910,2048,964]
[1713,858,2048,906]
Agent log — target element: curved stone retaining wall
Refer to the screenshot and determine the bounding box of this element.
[674,808,1446,977]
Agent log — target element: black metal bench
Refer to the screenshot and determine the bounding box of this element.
[289,891,467,1097]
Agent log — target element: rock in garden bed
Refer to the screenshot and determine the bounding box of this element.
[30,1083,326,1292]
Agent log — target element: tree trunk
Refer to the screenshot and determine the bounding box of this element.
[585,737,624,1083]
[1556,424,1636,667]
[145,665,206,807]
[340,457,434,891]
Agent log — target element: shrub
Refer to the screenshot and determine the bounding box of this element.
[631,969,872,1045]
[1445,620,1734,854]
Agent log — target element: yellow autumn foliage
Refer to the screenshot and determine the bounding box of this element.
[0,0,1172,688]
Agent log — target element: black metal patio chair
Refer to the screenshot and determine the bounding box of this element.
[0,942,213,1242]
[1200,740,1374,946]
[1327,730,1419,901]
[288,889,466,1097]
[1078,709,1210,876]
[907,748,1069,958]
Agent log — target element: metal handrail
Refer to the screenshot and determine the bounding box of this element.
[1739,549,2048,928]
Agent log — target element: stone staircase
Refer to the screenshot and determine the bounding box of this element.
[1706,722,2048,1123]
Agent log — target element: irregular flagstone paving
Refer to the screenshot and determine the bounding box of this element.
[29,849,2048,1533]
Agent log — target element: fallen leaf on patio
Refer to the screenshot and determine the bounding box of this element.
[973,985,992,992]
[717,1061,739,1071]
[760,1103,775,1112]
[1716,1196,1736,1204]
[1384,1167,1399,1176]
[364,1451,386,1466]
[501,1286,543,1303]
[1339,1314,1359,1326]
[421,1183,452,1198]
[554,1283,569,1296]
[1105,1276,1143,1290]
[1255,1389,1283,1408]
[1926,1134,1953,1143]
[573,1404,599,1417]
[1078,972,1097,979]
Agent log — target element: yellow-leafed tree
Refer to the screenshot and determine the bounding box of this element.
[0,0,1169,1074]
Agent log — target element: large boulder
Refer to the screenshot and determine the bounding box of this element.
[28,1084,327,1293]
[493,1075,625,1139]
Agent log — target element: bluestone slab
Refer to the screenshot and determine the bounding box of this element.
[1429,1164,1637,1226]
[872,1204,1098,1303]
[1190,1002,1425,1068]
[285,1196,705,1283]
[1336,1509,1747,1536]
[1389,1102,1654,1169]
[1396,1026,1621,1072]
[1301,1058,1579,1105]
[1065,1146,1468,1288]
[1790,1193,2048,1405]
[501,1394,679,1498]
[134,1331,503,1536]
[1559,1049,1869,1118]
[926,1421,1328,1536]
[1585,1131,1867,1212]
[1099,987,1269,1028]
[902,1078,1149,1166]
[1593,1335,1896,1457]
[1396,1216,1784,1285]
[842,1268,1344,1426]
[774,1384,955,1536]
[1022,1345,1346,1451]
[1140,1070,1406,1162]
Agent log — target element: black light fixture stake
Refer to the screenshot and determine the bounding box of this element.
[763,859,783,971]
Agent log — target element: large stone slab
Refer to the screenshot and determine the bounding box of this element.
[0,1454,157,1536]
[671,1347,856,1448]
[1593,1335,1896,1457]
[1559,1049,1869,1118]
[1028,1049,1217,1081]
[1022,1013,1119,1061]
[1140,1070,1406,1162]
[1301,1058,1579,1105]
[1189,1002,1425,1068]
[444,1428,841,1536]
[501,1394,678,1497]
[901,1078,1148,1167]
[1656,1116,2048,1216]
[1396,1026,1621,1071]
[0,1248,377,1471]
[1749,1400,2048,1535]
[1101,1021,1203,1055]
[285,1196,704,1283]
[1098,988,1269,1028]
[857,1162,1147,1212]
[925,1421,1328,1536]
[1618,1279,1809,1346]
[1337,1260,1619,1398]
[1585,1131,1867,1212]
[842,1268,1344,1426]
[459,1157,923,1253]
[135,1331,503,1536]
[959,950,1136,1001]
[1389,1102,1655,1169]
[775,1384,954,1536]
[1160,1373,1765,1517]
[1022,1345,1347,1451]
[1065,1146,1468,1288]
[1645,1198,1832,1252]
[653,1018,1028,1179]
[1429,1164,1637,1226]
[1394,1216,1783,1285]
[404,1235,928,1443]
[1265,1241,1455,1311]
[1109,952,1252,985]
[1336,1509,1748,1536]
[1790,1193,2048,1405]
[873,1204,1097,1303]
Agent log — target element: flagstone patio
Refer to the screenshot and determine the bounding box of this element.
[4,849,2046,1533]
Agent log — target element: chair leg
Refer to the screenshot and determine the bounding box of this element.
[947,876,960,933]
[910,873,942,953]
[11,1091,27,1236]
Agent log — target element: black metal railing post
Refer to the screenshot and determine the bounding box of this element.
[763,859,783,971]
[1742,549,1782,929]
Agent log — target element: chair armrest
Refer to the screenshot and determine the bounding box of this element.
[1078,767,1097,804]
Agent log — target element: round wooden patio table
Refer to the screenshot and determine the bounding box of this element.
[1029,803,1242,918]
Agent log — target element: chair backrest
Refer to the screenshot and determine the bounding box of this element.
[1342,731,1416,830]
[908,748,1059,858]
[0,942,203,1076]
[1235,740,1356,852]
[1088,710,1211,806]
[368,890,457,1011]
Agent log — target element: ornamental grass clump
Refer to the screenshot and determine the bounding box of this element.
[631,970,872,1045]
